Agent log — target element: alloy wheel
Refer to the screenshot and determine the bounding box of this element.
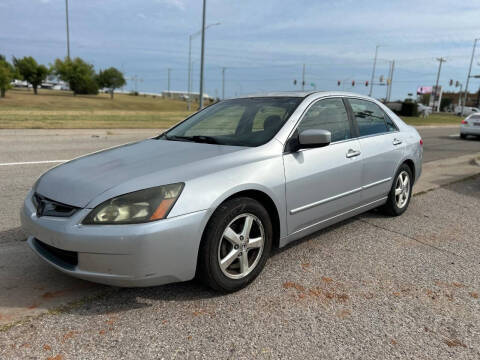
[394,171,410,209]
[217,213,265,280]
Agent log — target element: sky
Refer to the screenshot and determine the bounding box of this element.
[2,0,480,100]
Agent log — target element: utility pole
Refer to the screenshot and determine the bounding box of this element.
[198,0,207,110]
[433,57,446,112]
[301,64,305,91]
[65,0,70,59]
[167,68,171,94]
[222,67,226,99]
[463,38,479,116]
[386,60,395,102]
[369,45,381,97]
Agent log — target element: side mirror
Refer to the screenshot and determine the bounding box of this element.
[298,129,331,149]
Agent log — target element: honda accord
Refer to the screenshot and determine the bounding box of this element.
[21,91,423,292]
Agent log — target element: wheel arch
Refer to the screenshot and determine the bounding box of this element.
[401,158,416,182]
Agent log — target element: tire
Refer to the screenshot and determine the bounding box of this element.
[460,133,467,139]
[381,164,413,216]
[197,197,273,292]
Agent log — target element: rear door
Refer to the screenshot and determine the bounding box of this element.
[346,98,404,203]
[283,97,363,235]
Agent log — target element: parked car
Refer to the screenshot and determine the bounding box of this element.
[21,91,423,292]
[455,105,480,116]
[417,103,432,116]
[460,114,480,139]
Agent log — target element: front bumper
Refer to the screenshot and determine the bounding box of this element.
[21,191,208,287]
[461,124,480,136]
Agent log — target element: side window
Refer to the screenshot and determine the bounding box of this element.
[349,99,388,137]
[385,115,398,132]
[297,98,351,142]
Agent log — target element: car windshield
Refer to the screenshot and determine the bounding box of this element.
[160,97,303,147]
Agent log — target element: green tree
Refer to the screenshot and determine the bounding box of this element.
[13,56,49,95]
[51,57,98,95]
[0,55,16,98]
[96,67,126,99]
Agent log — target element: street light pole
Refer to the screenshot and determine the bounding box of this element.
[198,0,207,110]
[187,35,193,110]
[369,45,380,97]
[187,22,220,110]
[65,0,70,59]
[462,38,479,116]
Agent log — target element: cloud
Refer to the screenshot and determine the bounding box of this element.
[155,0,185,11]
[137,13,147,19]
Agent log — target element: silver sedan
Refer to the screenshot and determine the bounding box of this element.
[21,91,423,292]
[460,114,480,139]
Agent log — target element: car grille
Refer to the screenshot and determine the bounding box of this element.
[33,238,78,269]
[32,193,79,218]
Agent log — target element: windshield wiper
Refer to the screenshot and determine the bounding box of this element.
[163,134,220,144]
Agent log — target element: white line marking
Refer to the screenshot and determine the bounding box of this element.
[0,160,68,167]
[448,133,460,138]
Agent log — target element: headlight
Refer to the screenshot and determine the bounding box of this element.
[82,183,184,225]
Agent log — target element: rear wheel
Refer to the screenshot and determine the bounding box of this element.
[381,164,413,216]
[460,133,467,139]
[198,197,272,292]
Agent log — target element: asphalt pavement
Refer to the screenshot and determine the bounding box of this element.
[0,127,479,359]
[417,126,480,162]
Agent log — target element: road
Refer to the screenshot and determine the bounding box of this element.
[418,126,480,163]
[0,127,479,359]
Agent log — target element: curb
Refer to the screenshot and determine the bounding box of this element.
[413,152,480,196]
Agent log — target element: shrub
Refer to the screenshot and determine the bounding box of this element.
[400,101,418,116]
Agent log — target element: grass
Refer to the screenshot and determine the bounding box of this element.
[0,88,463,128]
[400,113,462,126]
[0,88,194,129]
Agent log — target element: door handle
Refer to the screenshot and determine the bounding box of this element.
[346,149,361,158]
[393,138,402,146]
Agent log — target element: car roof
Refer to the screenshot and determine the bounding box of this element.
[233,91,374,100]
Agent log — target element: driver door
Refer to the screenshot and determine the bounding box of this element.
[283,97,363,236]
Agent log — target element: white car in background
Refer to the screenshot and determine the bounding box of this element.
[417,104,432,116]
[455,106,480,116]
[461,114,480,139]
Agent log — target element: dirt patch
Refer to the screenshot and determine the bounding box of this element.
[444,338,466,348]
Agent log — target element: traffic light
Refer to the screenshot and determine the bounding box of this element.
[352,80,355,87]
[379,75,384,83]
[293,79,297,85]
[449,79,453,86]
[455,81,460,87]
[337,80,341,86]
[365,81,369,87]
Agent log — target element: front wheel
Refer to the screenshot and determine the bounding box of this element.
[197,197,272,292]
[381,164,413,216]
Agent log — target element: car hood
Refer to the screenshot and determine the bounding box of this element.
[35,139,245,208]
